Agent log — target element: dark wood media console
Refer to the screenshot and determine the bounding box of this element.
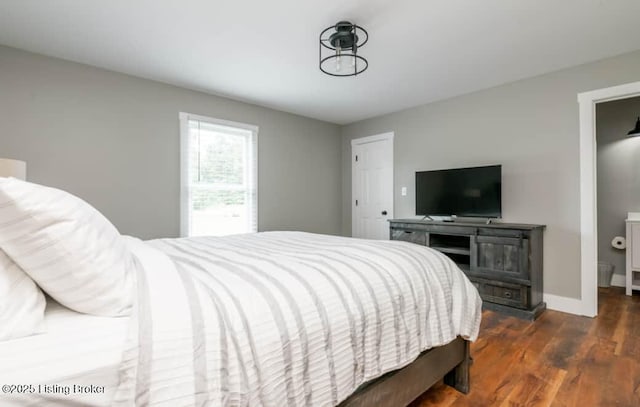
[389,219,546,320]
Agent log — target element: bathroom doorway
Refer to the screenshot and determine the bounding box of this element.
[595,97,640,301]
[578,81,640,317]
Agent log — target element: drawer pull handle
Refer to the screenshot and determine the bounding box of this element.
[504,291,512,299]
[404,231,413,234]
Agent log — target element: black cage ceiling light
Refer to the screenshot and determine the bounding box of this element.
[319,21,368,77]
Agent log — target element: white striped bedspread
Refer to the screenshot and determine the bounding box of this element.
[114,231,482,407]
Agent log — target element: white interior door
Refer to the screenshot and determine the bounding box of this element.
[352,133,394,239]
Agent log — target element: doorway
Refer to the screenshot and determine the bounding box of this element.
[595,98,640,298]
[351,132,394,239]
[578,81,640,317]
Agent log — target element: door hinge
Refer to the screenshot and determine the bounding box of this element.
[355,199,358,206]
[355,155,358,162]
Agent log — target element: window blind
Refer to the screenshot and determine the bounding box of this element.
[180,113,257,237]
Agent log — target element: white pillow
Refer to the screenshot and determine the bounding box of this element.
[0,248,46,341]
[0,178,134,316]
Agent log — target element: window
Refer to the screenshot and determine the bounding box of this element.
[180,112,257,237]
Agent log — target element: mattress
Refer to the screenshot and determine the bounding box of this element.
[113,231,482,406]
[0,300,129,406]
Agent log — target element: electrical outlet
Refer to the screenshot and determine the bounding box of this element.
[401,187,407,196]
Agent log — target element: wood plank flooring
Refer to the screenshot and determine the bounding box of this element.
[412,287,640,407]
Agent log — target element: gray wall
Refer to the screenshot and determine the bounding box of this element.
[596,97,640,279]
[341,50,640,299]
[5,42,640,300]
[0,45,342,239]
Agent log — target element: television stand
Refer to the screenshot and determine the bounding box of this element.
[388,218,546,320]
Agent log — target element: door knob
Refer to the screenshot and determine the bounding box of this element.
[381,210,388,215]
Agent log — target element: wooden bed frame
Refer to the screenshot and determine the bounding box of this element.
[339,337,471,407]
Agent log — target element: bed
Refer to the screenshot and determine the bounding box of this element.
[0,230,481,406]
[0,300,129,406]
[0,178,482,406]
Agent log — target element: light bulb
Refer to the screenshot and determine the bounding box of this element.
[335,47,342,72]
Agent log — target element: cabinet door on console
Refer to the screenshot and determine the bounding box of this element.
[471,236,529,281]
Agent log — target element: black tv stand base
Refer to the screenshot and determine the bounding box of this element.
[431,217,501,225]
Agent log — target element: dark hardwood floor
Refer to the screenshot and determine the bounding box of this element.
[413,287,640,406]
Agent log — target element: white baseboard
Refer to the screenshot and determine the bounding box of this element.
[542,277,626,317]
[610,274,625,287]
[542,293,588,316]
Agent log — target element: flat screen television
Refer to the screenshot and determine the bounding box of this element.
[415,165,501,218]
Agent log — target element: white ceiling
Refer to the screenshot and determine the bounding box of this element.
[1,0,640,124]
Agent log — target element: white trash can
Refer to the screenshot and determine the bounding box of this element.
[597,262,614,288]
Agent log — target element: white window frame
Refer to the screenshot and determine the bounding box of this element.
[179,112,259,237]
